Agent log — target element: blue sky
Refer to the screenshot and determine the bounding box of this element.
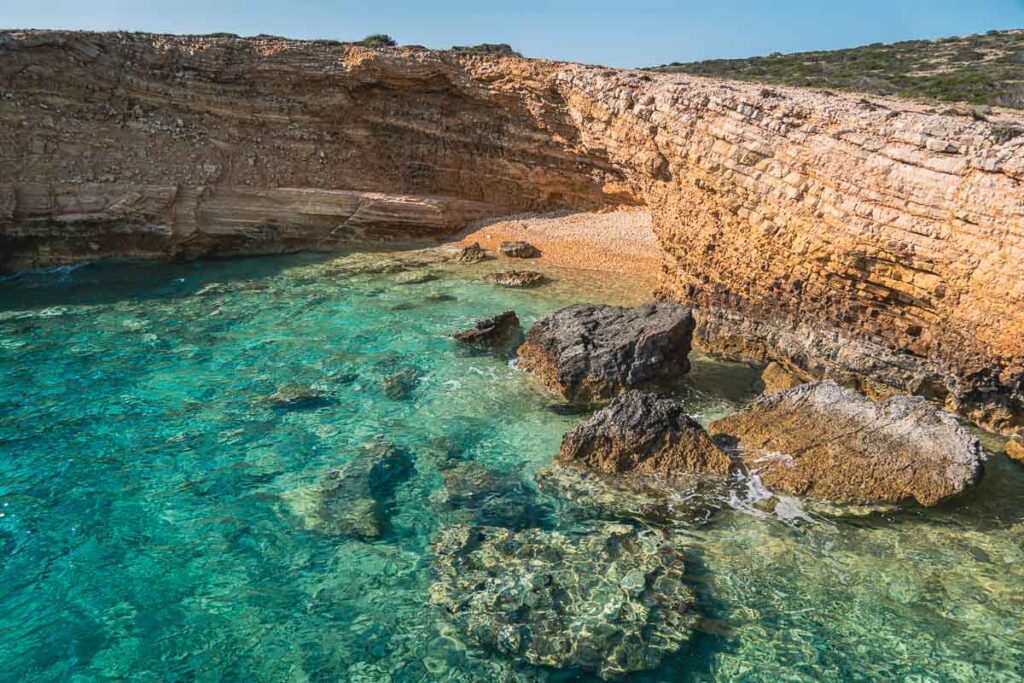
[1,0,1023,67]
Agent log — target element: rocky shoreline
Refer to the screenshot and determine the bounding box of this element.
[1,30,1021,434]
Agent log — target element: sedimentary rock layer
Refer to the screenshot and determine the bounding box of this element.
[1,31,1021,427]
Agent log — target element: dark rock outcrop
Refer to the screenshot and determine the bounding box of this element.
[489,270,546,288]
[517,303,695,404]
[498,240,541,258]
[430,523,697,679]
[456,242,489,263]
[710,381,985,507]
[452,311,521,348]
[284,437,414,538]
[559,390,731,476]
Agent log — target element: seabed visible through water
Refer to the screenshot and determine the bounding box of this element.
[0,248,1022,682]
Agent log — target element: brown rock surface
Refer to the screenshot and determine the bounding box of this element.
[710,381,985,507]
[498,240,541,258]
[488,269,545,288]
[558,390,731,476]
[1007,435,1024,463]
[760,361,809,395]
[1,30,1021,429]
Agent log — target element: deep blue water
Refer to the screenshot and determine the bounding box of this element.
[1,251,1022,682]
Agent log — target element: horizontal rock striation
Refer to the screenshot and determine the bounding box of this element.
[1,30,1022,428]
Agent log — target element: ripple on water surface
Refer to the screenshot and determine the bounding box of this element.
[0,250,1022,682]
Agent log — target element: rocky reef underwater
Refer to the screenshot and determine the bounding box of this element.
[1,244,1023,682]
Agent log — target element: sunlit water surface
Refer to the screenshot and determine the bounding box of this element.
[1,251,1022,682]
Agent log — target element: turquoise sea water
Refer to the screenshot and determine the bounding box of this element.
[1,250,1022,682]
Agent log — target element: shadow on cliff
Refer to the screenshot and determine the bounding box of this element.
[0,252,343,312]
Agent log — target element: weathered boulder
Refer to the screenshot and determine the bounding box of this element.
[498,240,540,258]
[283,437,414,538]
[517,303,695,404]
[710,381,985,507]
[452,311,521,348]
[559,390,731,476]
[430,523,697,679]
[1007,435,1024,463]
[488,269,546,288]
[393,270,437,285]
[456,242,489,263]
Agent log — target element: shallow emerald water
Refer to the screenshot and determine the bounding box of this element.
[1,251,1022,682]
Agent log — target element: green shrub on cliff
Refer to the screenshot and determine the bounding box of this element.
[357,34,397,48]
[652,29,1024,109]
[451,43,522,57]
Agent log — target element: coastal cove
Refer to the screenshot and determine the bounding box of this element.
[1,249,1023,681]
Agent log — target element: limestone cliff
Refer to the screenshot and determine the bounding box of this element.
[1,31,1021,430]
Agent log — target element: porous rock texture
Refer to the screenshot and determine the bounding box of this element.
[1,31,1022,428]
[430,523,697,679]
[559,390,731,475]
[517,303,695,404]
[710,381,985,507]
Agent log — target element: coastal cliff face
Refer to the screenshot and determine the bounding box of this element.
[1,31,1022,430]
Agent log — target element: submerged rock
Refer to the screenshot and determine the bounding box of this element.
[517,303,695,404]
[559,390,732,476]
[535,465,727,528]
[432,461,545,528]
[430,523,697,679]
[284,437,414,539]
[489,269,546,288]
[456,242,489,263]
[381,368,421,401]
[393,270,437,285]
[452,311,521,348]
[1007,435,1024,463]
[498,240,540,258]
[261,384,333,411]
[710,381,985,507]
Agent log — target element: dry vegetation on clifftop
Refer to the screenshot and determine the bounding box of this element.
[0,30,1022,430]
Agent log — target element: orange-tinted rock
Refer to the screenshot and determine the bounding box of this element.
[710,381,985,507]
[760,361,808,395]
[1007,435,1024,463]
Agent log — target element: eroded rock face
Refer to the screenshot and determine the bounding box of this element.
[430,523,697,679]
[710,381,985,506]
[452,311,521,348]
[559,390,731,476]
[518,303,694,404]
[283,437,414,538]
[488,269,545,288]
[498,240,541,258]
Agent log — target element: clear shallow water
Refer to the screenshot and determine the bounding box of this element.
[0,251,1022,682]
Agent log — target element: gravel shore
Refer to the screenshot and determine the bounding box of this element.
[459,209,664,281]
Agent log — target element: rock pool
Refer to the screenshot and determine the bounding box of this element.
[1,250,1022,681]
